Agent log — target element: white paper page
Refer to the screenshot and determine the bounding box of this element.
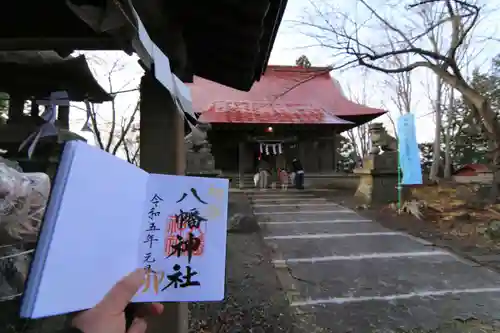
[133,175,229,302]
[31,141,148,318]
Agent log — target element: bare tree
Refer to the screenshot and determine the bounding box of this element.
[346,124,370,162]
[85,98,139,157]
[344,70,373,161]
[383,51,413,115]
[298,0,500,195]
[123,124,140,165]
[425,16,446,182]
[444,86,455,178]
[380,53,414,139]
[430,75,444,181]
[81,52,141,163]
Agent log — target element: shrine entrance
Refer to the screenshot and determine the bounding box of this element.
[253,140,297,172]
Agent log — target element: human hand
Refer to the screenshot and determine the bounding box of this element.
[71,269,164,333]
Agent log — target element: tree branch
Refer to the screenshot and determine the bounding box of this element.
[86,100,105,150]
[112,99,140,155]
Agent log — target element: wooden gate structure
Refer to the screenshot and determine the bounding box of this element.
[0,1,289,332]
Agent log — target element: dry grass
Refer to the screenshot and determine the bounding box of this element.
[385,183,500,249]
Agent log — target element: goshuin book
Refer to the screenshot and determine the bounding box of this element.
[20,140,229,318]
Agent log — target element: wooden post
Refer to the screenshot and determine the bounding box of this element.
[238,141,245,189]
[57,105,70,130]
[332,129,338,171]
[7,95,24,124]
[30,99,39,117]
[139,72,188,333]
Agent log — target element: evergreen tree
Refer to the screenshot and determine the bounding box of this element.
[295,55,312,68]
[0,92,8,124]
[337,135,357,172]
[419,142,434,173]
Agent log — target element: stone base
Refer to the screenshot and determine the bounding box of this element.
[354,172,398,205]
[354,152,398,205]
[186,151,217,175]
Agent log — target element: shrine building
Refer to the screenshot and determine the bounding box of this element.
[189,65,385,183]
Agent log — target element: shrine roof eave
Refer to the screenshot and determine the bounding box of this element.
[338,111,386,126]
[0,0,288,92]
[0,52,112,103]
[206,111,386,133]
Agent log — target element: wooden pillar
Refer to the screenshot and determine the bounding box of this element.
[30,99,39,117]
[238,141,245,188]
[332,130,338,171]
[139,72,188,333]
[7,95,24,123]
[319,138,334,172]
[57,105,70,130]
[298,139,310,171]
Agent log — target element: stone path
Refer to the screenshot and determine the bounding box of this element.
[246,189,500,332]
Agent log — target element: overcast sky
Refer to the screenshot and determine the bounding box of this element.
[72,0,500,145]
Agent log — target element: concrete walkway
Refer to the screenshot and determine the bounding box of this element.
[247,190,500,332]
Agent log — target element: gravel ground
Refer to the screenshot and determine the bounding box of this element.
[0,298,68,333]
[0,192,303,333]
[189,193,305,333]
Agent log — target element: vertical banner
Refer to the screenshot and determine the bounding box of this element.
[397,113,423,185]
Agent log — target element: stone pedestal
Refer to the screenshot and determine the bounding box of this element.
[354,152,398,205]
[185,143,221,177]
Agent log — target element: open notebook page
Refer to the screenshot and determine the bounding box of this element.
[24,141,148,318]
[133,173,229,303]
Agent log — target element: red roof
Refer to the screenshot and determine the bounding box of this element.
[189,65,386,124]
[453,164,491,175]
[202,101,354,124]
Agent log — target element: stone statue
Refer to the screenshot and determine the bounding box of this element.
[354,122,399,205]
[369,123,397,155]
[185,122,211,152]
[184,122,219,175]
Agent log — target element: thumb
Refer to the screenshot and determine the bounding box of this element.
[127,317,148,333]
[98,268,145,313]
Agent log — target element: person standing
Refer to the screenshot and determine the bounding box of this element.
[291,158,304,189]
[257,158,270,189]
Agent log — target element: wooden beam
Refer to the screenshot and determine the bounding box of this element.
[247,135,298,143]
[0,38,118,51]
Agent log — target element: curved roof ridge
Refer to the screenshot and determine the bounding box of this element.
[265,64,332,73]
[188,66,386,123]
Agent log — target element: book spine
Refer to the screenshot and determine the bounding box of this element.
[20,141,77,318]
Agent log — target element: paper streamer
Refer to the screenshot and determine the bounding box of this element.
[81,100,93,133]
[397,113,423,185]
[18,91,68,158]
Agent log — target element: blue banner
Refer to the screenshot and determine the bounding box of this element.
[397,113,423,185]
